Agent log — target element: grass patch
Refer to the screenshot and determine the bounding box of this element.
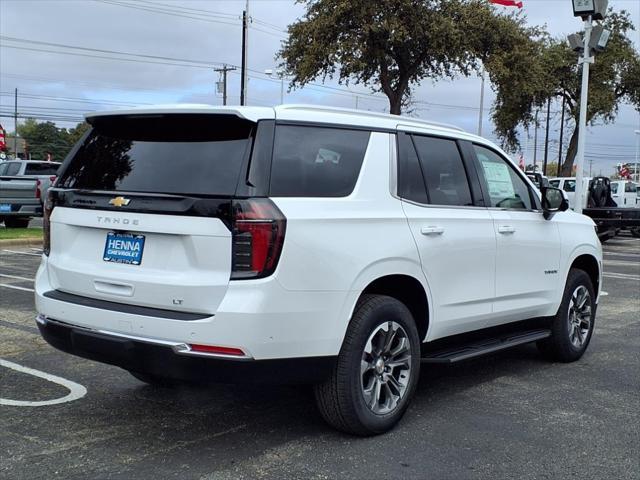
[0,227,43,240]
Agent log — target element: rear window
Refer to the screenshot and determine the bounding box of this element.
[269,125,370,197]
[58,114,254,196]
[25,163,60,175]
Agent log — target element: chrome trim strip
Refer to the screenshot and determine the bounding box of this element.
[37,315,253,361]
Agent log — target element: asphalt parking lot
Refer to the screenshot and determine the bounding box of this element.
[1,235,639,480]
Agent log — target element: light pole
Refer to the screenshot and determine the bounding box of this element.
[570,0,610,212]
[265,69,284,104]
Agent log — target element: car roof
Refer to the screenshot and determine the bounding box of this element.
[86,103,487,137]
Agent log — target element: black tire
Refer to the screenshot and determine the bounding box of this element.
[630,227,640,238]
[314,295,421,436]
[4,217,30,228]
[537,269,596,362]
[129,370,180,387]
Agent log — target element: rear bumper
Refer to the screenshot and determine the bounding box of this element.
[37,315,336,384]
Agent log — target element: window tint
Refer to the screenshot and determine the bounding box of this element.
[474,145,532,210]
[397,133,428,203]
[270,125,370,197]
[610,183,618,194]
[412,135,472,206]
[25,163,60,175]
[549,179,561,188]
[3,162,21,176]
[563,180,576,192]
[625,182,637,193]
[58,114,254,196]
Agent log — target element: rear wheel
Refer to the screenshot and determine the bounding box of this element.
[630,227,640,238]
[537,269,596,362]
[4,217,30,228]
[314,295,421,436]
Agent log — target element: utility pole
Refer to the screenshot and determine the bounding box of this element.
[533,109,539,170]
[240,10,247,106]
[240,0,250,106]
[543,97,551,175]
[477,67,485,136]
[214,65,236,106]
[557,95,566,177]
[13,88,18,154]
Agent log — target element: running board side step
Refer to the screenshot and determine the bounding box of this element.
[421,329,551,364]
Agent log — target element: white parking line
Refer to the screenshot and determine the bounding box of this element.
[603,273,640,281]
[0,283,34,292]
[0,359,87,407]
[0,273,34,282]
[1,249,41,257]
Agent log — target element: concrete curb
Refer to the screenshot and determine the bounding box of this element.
[0,238,43,248]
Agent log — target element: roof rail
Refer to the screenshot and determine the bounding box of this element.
[277,104,466,132]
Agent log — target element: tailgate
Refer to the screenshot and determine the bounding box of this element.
[0,177,38,200]
[47,206,232,315]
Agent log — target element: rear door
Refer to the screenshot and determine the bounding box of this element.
[48,113,258,316]
[471,144,561,324]
[398,132,496,339]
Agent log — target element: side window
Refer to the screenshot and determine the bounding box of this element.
[0,163,7,176]
[474,145,532,210]
[412,135,472,206]
[626,183,637,193]
[4,162,21,176]
[397,133,428,204]
[610,183,618,194]
[563,180,576,192]
[549,179,561,188]
[270,125,370,197]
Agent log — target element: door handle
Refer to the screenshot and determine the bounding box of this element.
[497,225,516,234]
[421,226,445,235]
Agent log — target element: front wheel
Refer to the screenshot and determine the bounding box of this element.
[537,269,596,362]
[314,295,421,436]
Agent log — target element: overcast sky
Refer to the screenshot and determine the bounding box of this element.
[1,0,638,175]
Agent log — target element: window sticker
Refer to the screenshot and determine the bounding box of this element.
[480,157,515,199]
[315,148,341,164]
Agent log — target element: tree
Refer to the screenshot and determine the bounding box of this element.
[17,119,71,161]
[492,10,640,176]
[279,0,542,115]
[67,121,91,146]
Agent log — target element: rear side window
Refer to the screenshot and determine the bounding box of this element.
[25,163,60,175]
[625,182,636,193]
[269,125,370,197]
[549,179,560,188]
[412,135,473,207]
[2,162,21,176]
[58,114,254,196]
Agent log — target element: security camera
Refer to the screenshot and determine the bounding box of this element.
[568,33,584,52]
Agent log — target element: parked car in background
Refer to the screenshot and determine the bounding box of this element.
[610,180,638,208]
[0,160,61,228]
[548,177,591,211]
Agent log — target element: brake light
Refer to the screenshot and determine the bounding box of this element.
[43,191,56,256]
[35,179,41,200]
[49,175,57,184]
[231,198,286,279]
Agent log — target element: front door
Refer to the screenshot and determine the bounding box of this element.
[471,144,561,325]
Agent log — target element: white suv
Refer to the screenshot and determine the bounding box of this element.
[35,104,602,435]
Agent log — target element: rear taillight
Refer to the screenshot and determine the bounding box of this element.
[231,198,286,279]
[49,175,57,184]
[35,179,41,200]
[43,192,56,256]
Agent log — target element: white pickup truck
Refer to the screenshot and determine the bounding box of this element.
[0,160,61,228]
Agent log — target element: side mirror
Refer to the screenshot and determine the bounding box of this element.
[541,187,569,220]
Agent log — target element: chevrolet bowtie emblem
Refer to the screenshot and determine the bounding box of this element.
[109,196,131,207]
